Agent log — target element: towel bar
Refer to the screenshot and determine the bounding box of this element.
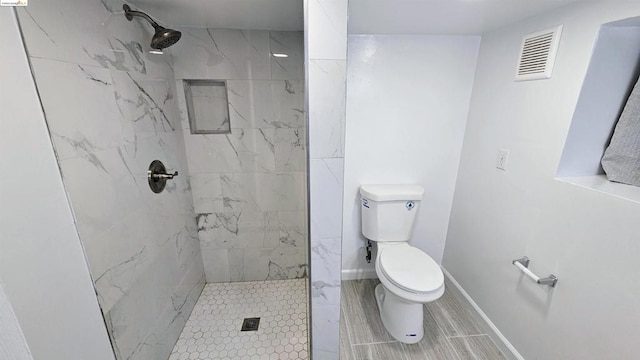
[512,256,558,288]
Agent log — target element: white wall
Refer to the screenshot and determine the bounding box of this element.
[342,35,480,274]
[0,8,114,360]
[443,2,640,359]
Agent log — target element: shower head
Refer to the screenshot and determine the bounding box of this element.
[151,26,182,50]
[123,4,181,50]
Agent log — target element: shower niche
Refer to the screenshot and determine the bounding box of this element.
[183,80,231,134]
[556,16,640,201]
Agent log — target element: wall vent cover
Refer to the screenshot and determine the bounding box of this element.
[515,25,563,81]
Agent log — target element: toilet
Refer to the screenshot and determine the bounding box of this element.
[360,184,445,344]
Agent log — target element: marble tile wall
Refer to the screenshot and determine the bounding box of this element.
[304,0,349,359]
[15,1,205,359]
[172,28,308,282]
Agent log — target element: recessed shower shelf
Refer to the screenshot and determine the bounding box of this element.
[183,80,231,134]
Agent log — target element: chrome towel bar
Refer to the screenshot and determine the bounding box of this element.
[512,256,558,288]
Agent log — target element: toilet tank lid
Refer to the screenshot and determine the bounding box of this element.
[360,184,424,201]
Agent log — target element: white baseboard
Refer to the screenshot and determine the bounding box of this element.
[442,267,524,360]
[341,268,377,281]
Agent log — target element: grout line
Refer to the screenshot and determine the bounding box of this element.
[425,303,464,360]
[445,336,464,360]
[446,334,490,339]
[486,335,508,359]
[340,288,355,339]
[348,325,358,359]
[424,302,448,338]
[340,307,357,360]
[351,340,399,346]
[426,285,487,338]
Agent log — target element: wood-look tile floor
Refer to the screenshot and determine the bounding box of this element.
[340,279,506,360]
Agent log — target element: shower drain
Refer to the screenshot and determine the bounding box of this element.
[241,317,260,331]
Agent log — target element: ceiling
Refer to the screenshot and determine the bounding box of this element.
[128,0,579,34]
[128,0,303,30]
[348,0,581,35]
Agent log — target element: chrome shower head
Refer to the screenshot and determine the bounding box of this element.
[123,4,181,50]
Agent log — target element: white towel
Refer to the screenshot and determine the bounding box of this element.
[601,74,640,187]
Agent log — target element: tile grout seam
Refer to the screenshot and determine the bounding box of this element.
[444,335,465,360]
[446,334,490,339]
[424,299,464,360]
[341,308,358,360]
[340,283,366,359]
[351,340,400,346]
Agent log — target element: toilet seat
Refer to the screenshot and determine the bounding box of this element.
[379,245,444,294]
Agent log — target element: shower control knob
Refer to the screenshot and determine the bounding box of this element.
[147,160,177,193]
[150,171,178,180]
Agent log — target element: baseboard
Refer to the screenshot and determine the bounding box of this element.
[442,267,524,360]
[341,268,377,281]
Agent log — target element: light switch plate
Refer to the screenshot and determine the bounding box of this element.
[497,149,510,170]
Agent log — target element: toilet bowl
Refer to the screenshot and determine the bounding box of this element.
[359,184,445,344]
[374,242,444,343]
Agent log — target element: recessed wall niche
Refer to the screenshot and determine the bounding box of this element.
[184,80,231,134]
[557,16,640,201]
[558,17,640,178]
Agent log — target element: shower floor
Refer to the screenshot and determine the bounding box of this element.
[169,279,308,360]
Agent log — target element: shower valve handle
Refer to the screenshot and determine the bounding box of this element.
[147,160,176,194]
[149,171,178,180]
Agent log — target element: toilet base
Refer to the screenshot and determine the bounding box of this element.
[374,284,424,344]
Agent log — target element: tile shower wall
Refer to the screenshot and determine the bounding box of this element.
[305,0,349,359]
[15,1,205,359]
[172,29,307,282]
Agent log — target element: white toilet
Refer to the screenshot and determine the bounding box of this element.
[360,184,445,344]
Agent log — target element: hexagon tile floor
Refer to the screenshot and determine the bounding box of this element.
[169,279,309,360]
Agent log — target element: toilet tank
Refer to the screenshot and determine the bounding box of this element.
[360,184,424,242]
